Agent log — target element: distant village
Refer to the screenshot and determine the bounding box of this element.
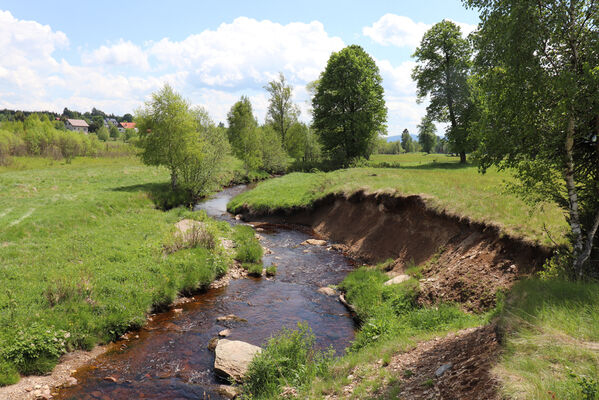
[0,107,137,135]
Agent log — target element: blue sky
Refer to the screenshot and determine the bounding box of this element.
[0,1,479,135]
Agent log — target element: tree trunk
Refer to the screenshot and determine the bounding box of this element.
[564,113,585,277]
[459,151,466,164]
[170,170,178,190]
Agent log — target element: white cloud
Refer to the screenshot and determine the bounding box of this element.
[148,17,345,89]
[84,39,149,70]
[363,14,477,48]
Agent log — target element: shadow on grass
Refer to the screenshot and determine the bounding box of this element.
[399,162,475,170]
[112,182,191,210]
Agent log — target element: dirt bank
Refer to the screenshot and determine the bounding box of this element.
[241,190,551,311]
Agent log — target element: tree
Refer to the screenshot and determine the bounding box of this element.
[401,129,415,153]
[264,73,299,145]
[312,45,387,164]
[176,107,231,199]
[136,84,196,189]
[412,20,474,163]
[122,113,134,123]
[109,124,120,140]
[96,125,109,141]
[466,0,599,276]
[227,96,262,170]
[418,115,438,153]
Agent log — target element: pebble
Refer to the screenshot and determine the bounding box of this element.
[104,376,118,383]
[219,329,231,337]
[435,362,453,377]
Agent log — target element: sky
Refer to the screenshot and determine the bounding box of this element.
[0,1,480,136]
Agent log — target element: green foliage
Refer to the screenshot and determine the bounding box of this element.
[259,125,288,174]
[401,129,415,153]
[227,96,261,170]
[265,265,277,276]
[0,157,232,385]
[312,45,387,165]
[374,137,403,155]
[136,84,197,189]
[264,72,300,145]
[2,324,68,375]
[0,360,19,386]
[227,159,568,246]
[412,20,475,163]
[243,263,264,277]
[233,225,263,263]
[338,267,486,353]
[109,125,120,140]
[137,86,231,201]
[242,323,335,399]
[496,279,599,399]
[467,0,599,274]
[96,125,109,141]
[417,115,438,154]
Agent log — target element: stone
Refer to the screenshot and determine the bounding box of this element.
[301,239,327,246]
[208,337,219,351]
[216,314,247,323]
[317,287,336,296]
[173,308,183,314]
[214,339,262,382]
[383,274,411,286]
[104,376,118,383]
[63,377,78,388]
[435,362,453,377]
[217,384,240,399]
[219,329,231,337]
[235,214,242,220]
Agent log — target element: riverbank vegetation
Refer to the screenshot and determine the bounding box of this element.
[228,158,569,247]
[0,156,253,385]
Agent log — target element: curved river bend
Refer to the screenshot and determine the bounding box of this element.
[57,185,356,400]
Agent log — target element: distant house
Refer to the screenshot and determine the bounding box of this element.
[104,118,118,128]
[65,119,89,133]
[119,122,137,133]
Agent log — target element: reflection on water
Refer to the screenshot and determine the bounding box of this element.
[57,185,355,400]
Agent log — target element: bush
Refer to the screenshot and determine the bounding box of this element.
[234,225,263,263]
[265,265,277,276]
[243,262,263,277]
[242,323,335,399]
[0,360,19,386]
[2,324,68,375]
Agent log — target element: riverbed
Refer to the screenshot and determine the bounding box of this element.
[56,185,356,399]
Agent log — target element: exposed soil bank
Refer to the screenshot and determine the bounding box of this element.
[240,190,552,312]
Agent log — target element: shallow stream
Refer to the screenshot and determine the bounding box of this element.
[56,185,356,399]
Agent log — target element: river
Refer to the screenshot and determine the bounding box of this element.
[56,185,356,399]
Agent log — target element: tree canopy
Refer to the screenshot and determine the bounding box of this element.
[264,73,299,145]
[417,116,438,154]
[312,45,387,164]
[412,20,474,163]
[466,0,599,276]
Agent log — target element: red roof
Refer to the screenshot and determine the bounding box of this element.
[120,122,136,129]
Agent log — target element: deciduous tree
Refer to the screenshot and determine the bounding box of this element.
[264,73,299,144]
[466,0,599,276]
[312,45,387,164]
[412,20,474,163]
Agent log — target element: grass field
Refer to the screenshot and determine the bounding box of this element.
[228,153,568,246]
[0,156,242,384]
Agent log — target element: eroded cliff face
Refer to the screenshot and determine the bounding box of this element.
[241,191,550,311]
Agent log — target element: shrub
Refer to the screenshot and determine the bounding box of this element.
[0,360,19,386]
[242,323,335,399]
[265,265,277,276]
[2,324,69,375]
[234,225,263,263]
[243,263,264,277]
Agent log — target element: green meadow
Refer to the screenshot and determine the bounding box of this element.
[0,156,242,384]
[228,153,569,246]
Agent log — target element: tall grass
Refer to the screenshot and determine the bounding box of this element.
[233,225,263,263]
[495,279,599,399]
[242,323,335,399]
[0,157,233,384]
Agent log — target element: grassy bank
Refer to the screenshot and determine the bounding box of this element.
[228,155,568,246]
[0,156,249,385]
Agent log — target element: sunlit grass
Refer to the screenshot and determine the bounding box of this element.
[228,157,568,246]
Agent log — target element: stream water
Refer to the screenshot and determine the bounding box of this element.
[56,185,356,399]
